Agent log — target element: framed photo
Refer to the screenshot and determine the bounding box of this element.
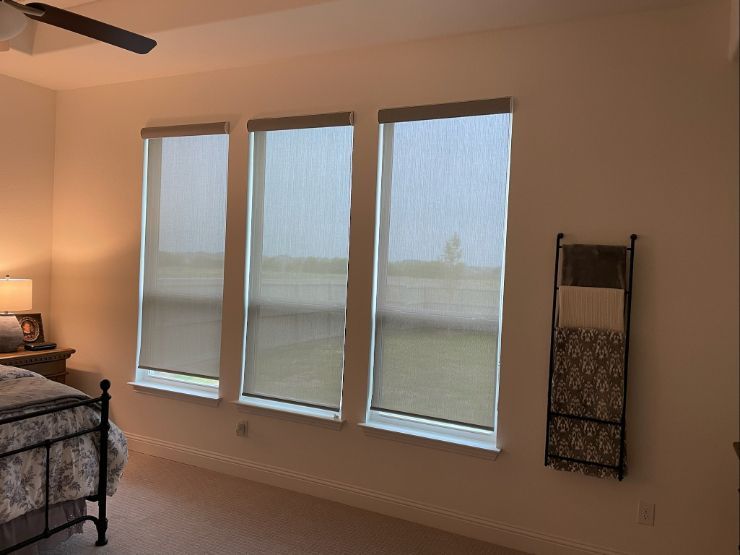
[16,313,45,344]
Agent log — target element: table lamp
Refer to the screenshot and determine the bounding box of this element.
[0,275,32,353]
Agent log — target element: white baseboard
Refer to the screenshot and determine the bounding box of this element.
[125,432,626,555]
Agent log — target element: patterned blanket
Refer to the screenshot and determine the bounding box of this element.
[547,327,625,479]
[0,366,127,524]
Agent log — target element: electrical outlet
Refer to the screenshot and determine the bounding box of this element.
[637,501,655,526]
[236,421,248,437]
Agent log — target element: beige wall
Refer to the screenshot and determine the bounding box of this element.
[49,1,738,553]
[0,75,56,322]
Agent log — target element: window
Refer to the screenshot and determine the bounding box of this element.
[242,112,354,414]
[369,99,512,441]
[136,123,230,389]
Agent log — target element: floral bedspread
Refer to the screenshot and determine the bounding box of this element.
[0,365,127,524]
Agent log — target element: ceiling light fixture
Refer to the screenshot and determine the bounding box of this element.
[0,1,28,41]
[0,0,156,53]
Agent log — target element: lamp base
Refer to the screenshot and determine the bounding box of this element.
[0,314,23,353]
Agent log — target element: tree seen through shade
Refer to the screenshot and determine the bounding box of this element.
[441,232,463,268]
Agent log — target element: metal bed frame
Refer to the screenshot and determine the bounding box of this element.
[0,380,111,555]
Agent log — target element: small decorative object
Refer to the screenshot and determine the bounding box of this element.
[0,275,32,353]
[16,313,44,344]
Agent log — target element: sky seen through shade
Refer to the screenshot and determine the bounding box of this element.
[157,114,511,271]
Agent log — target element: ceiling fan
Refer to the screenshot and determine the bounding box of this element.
[0,0,156,54]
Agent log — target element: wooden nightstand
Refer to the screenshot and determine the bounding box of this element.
[0,348,76,384]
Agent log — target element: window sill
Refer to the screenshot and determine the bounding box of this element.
[128,381,222,407]
[233,397,344,430]
[358,421,500,460]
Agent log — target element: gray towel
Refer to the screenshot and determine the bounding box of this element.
[562,244,627,289]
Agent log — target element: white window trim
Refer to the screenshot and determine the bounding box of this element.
[365,116,512,457]
[240,128,350,417]
[234,396,344,430]
[360,410,499,460]
[135,135,228,398]
[129,370,221,407]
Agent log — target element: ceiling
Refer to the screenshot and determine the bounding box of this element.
[0,0,702,90]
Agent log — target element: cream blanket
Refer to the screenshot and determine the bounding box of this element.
[557,285,625,332]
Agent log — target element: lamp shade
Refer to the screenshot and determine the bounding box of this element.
[0,277,32,312]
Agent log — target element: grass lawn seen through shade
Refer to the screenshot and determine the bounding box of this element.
[375,327,497,427]
[249,327,497,427]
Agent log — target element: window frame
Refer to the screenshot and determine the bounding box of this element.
[365,100,513,448]
[133,123,230,396]
[239,114,355,418]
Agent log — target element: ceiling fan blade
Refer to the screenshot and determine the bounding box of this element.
[24,3,156,54]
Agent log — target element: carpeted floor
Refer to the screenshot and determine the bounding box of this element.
[42,451,522,555]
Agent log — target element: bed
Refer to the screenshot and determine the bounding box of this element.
[0,366,127,554]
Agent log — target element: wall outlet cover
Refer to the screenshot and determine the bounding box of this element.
[637,501,655,526]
